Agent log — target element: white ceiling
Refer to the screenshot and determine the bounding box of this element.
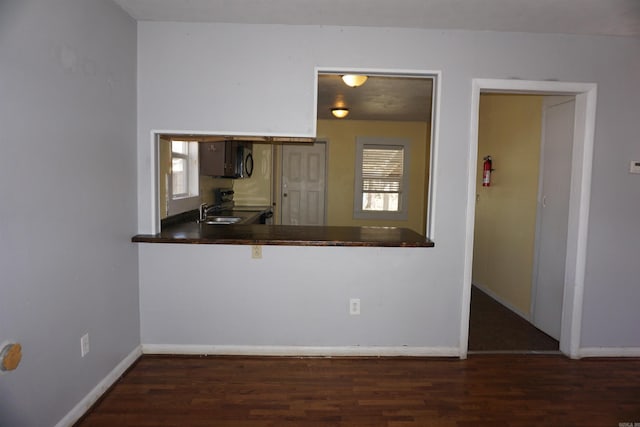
[113,0,640,38]
[114,0,639,121]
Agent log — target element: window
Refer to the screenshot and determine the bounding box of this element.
[170,140,199,200]
[354,137,410,220]
[164,139,200,217]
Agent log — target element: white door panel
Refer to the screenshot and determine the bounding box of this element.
[532,97,575,340]
[281,143,326,225]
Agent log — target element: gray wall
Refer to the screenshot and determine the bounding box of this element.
[2,6,637,423]
[137,23,640,352]
[0,0,139,425]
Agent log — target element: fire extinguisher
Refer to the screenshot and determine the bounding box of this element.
[482,156,493,187]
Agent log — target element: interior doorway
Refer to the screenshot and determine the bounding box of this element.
[469,93,573,353]
[461,79,598,359]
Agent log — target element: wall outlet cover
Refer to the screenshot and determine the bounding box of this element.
[349,298,361,315]
[251,245,262,259]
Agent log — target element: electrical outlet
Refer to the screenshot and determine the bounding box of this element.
[80,333,90,358]
[349,298,361,315]
[251,245,262,259]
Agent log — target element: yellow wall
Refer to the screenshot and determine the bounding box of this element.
[473,94,542,316]
[317,119,430,234]
[199,176,234,205]
[232,144,273,206]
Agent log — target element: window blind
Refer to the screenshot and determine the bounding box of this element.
[361,145,404,193]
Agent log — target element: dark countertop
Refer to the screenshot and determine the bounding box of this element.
[160,206,270,229]
[132,223,434,247]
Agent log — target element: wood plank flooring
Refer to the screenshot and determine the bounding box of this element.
[75,355,640,426]
[468,286,559,352]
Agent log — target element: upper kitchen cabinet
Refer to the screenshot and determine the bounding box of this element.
[199,141,227,177]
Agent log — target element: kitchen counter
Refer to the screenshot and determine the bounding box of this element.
[132,223,434,247]
[160,206,271,228]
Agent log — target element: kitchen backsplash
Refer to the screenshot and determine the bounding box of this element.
[200,176,233,206]
[232,144,273,206]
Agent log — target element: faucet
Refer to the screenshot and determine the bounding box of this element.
[199,203,208,222]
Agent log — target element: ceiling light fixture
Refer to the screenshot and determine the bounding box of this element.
[341,74,368,88]
[331,108,349,119]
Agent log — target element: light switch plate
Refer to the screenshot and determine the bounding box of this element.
[81,333,90,357]
[630,160,640,174]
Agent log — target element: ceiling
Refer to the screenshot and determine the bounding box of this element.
[113,0,640,38]
[112,0,639,122]
[317,74,432,122]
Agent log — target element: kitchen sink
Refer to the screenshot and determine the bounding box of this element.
[200,216,243,225]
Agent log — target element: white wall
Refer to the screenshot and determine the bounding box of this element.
[137,23,640,353]
[140,244,457,352]
[0,0,139,425]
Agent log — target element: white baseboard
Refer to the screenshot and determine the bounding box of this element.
[472,282,530,321]
[578,347,640,358]
[55,345,142,427]
[142,344,460,358]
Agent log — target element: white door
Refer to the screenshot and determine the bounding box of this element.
[532,97,575,340]
[281,142,326,225]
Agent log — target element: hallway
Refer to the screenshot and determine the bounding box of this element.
[468,286,559,353]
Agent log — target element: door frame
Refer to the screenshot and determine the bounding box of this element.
[461,79,597,359]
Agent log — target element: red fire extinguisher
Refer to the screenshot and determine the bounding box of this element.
[482,156,493,187]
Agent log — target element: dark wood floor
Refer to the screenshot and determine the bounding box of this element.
[76,355,640,426]
[469,286,559,352]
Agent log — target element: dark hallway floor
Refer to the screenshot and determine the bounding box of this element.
[468,286,559,352]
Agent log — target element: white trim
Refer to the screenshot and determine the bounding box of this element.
[152,129,317,139]
[54,346,142,427]
[562,89,597,359]
[315,66,442,81]
[150,132,159,233]
[578,347,640,358]
[472,283,530,322]
[459,79,482,359]
[469,350,562,355]
[426,72,442,240]
[142,344,460,358]
[462,79,597,360]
